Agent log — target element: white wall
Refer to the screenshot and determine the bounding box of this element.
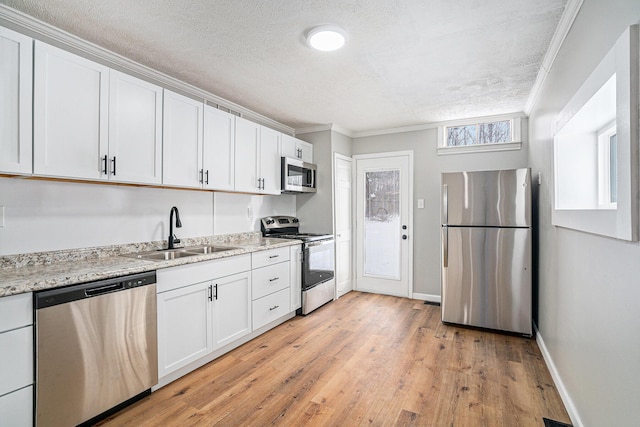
[0,178,296,255]
[528,1,640,425]
[213,192,295,234]
[0,178,213,255]
[352,129,528,298]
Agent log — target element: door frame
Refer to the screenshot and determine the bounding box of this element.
[352,151,414,298]
[333,152,353,297]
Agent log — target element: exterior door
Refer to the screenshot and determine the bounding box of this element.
[355,152,413,297]
[334,154,353,297]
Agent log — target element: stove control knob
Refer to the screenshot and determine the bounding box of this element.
[292,218,299,223]
[266,219,274,225]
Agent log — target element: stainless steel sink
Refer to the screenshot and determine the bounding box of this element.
[184,245,239,254]
[125,245,238,262]
[127,250,200,261]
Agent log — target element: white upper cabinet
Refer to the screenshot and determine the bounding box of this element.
[235,117,281,194]
[234,116,261,193]
[34,41,109,180]
[259,125,281,195]
[203,105,235,191]
[108,70,163,184]
[281,134,313,163]
[163,90,203,188]
[0,27,32,175]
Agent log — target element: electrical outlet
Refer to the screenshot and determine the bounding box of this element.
[0,206,4,227]
[247,207,253,218]
[417,199,425,209]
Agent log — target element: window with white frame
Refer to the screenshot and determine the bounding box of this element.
[597,122,617,208]
[437,116,523,155]
[446,120,512,146]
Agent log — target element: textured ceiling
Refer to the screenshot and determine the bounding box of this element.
[1,0,567,133]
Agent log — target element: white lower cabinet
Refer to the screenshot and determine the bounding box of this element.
[0,293,33,427]
[157,281,213,378]
[156,248,298,385]
[251,247,291,330]
[212,272,251,348]
[290,245,302,311]
[156,255,252,378]
[0,385,33,427]
[252,288,290,330]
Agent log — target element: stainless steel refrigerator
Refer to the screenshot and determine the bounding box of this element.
[441,168,532,336]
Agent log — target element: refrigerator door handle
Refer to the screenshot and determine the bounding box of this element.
[442,226,448,268]
[442,184,448,225]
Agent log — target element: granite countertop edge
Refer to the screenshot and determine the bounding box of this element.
[0,234,302,298]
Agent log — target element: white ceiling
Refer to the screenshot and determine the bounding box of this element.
[1,0,568,134]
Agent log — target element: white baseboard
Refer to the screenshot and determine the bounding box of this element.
[412,292,441,303]
[534,324,584,427]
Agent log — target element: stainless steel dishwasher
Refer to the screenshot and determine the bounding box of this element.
[35,271,158,427]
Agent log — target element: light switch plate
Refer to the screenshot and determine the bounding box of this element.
[0,206,4,227]
[417,199,425,209]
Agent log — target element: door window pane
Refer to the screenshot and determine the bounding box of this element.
[364,170,400,279]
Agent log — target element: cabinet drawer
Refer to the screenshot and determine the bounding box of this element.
[252,247,289,269]
[157,254,251,293]
[252,262,289,300]
[0,326,33,396]
[0,293,32,333]
[252,288,290,330]
[0,385,33,427]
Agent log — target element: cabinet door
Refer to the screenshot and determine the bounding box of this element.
[234,116,260,192]
[259,125,281,195]
[157,282,213,378]
[290,245,302,310]
[163,90,203,188]
[203,105,235,191]
[34,41,109,180]
[109,70,163,184]
[0,385,33,427]
[298,140,313,163]
[0,27,32,174]
[280,134,298,159]
[212,272,251,348]
[0,326,33,397]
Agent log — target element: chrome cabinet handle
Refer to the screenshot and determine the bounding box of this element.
[205,170,209,185]
[200,169,204,184]
[208,285,212,301]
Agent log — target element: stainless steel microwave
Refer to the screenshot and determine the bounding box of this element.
[281,157,317,193]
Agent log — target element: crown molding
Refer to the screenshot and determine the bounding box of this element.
[524,0,584,115]
[351,112,527,139]
[0,4,294,135]
[295,124,354,138]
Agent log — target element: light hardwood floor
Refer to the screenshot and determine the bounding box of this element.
[98,292,570,426]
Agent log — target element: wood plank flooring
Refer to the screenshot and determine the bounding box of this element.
[97,292,570,426]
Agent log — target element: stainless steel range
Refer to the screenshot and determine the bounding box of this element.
[261,216,335,315]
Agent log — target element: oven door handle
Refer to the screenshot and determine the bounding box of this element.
[305,239,334,248]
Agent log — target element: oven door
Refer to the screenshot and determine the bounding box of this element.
[303,239,335,289]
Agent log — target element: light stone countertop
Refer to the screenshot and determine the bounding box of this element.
[0,234,301,298]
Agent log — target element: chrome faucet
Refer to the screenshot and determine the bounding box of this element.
[168,206,182,249]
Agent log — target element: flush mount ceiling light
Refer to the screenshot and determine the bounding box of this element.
[306,25,346,51]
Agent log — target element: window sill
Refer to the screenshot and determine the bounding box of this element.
[437,141,522,156]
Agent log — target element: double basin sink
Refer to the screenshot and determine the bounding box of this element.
[125,245,239,262]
